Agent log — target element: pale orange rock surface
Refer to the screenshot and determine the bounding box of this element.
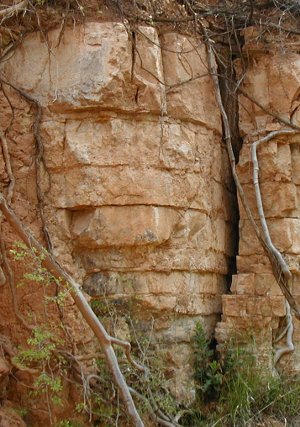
[0,22,234,407]
[3,17,300,419]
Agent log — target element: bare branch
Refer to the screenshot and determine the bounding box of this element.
[238,88,300,131]
[274,302,294,365]
[0,0,28,20]
[0,127,14,205]
[129,387,182,427]
[251,129,300,318]
[251,129,296,279]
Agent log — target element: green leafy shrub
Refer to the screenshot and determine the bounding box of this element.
[186,322,300,426]
[192,322,223,402]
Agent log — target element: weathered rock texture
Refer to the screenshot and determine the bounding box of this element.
[0,22,236,405]
[4,15,300,425]
[217,29,300,372]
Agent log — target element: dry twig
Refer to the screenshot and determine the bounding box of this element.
[274,301,294,365]
[0,127,14,204]
[0,0,28,21]
[0,78,52,250]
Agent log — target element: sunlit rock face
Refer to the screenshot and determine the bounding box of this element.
[217,31,300,374]
[1,22,236,402]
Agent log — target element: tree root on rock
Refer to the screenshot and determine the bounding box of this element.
[274,301,294,366]
[0,0,28,21]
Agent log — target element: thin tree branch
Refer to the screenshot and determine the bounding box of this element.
[251,129,300,318]
[238,88,300,131]
[129,387,182,427]
[0,127,15,205]
[0,0,28,20]
[274,301,294,365]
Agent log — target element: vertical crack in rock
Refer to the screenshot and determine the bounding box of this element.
[131,30,136,83]
[214,41,244,351]
[218,50,242,285]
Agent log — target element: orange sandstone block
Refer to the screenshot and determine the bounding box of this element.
[231,273,255,295]
[222,295,247,316]
[270,296,286,317]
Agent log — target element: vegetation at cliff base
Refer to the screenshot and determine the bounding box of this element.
[183,323,300,427]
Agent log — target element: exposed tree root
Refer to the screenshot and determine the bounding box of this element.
[0,119,34,330]
[29,94,53,252]
[204,30,262,239]
[238,88,300,131]
[0,192,146,427]
[129,387,182,427]
[204,28,300,372]
[251,129,299,364]
[274,301,294,366]
[0,0,28,21]
[0,333,38,375]
[251,129,300,317]
[0,127,14,205]
[0,78,52,251]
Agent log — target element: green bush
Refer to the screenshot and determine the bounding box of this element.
[184,322,300,427]
[192,322,223,403]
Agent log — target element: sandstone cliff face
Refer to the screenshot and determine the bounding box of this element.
[3,16,300,422]
[0,22,236,405]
